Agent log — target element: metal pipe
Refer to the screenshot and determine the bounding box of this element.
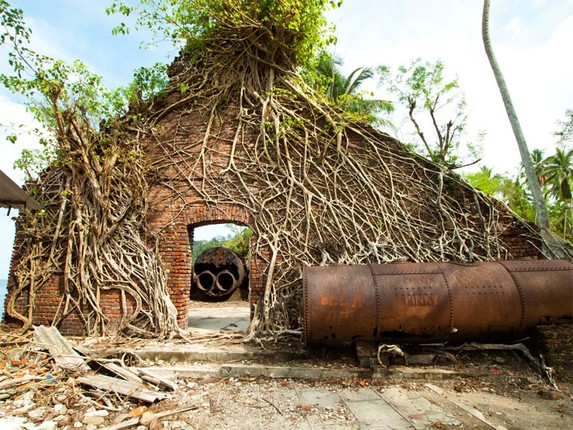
[191,247,248,300]
[303,260,573,346]
[196,270,216,292]
[216,270,237,292]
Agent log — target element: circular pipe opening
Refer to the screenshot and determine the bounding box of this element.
[216,270,237,292]
[197,271,216,291]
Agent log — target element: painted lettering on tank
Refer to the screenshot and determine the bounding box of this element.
[402,294,438,306]
[320,291,367,309]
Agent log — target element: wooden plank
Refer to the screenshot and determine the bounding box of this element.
[99,362,147,385]
[136,368,178,391]
[77,374,167,403]
[0,376,44,390]
[72,345,146,386]
[33,326,89,373]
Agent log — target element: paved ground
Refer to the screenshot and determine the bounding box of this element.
[3,307,567,429]
[187,305,250,332]
[165,305,573,430]
[132,373,571,430]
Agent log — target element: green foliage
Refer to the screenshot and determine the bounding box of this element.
[533,146,573,241]
[466,141,573,242]
[222,225,252,257]
[0,0,32,77]
[303,51,393,126]
[13,148,58,182]
[0,1,169,178]
[464,166,536,222]
[127,63,169,101]
[107,0,341,68]
[192,226,252,263]
[543,147,572,201]
[379,58,480,169]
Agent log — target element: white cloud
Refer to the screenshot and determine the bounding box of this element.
[327,0,572,174]
[505,15,527,35]
[0,97,43,280]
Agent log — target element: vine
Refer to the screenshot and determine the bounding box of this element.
[3,1,567,339]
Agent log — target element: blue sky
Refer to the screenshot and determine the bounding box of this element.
[1,0,572,279]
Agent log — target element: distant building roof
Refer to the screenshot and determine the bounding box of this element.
[0,169,41,211]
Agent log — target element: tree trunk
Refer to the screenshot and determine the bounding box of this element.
[482,0,562,257]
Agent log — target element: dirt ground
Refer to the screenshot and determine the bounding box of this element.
[0,326,571,429]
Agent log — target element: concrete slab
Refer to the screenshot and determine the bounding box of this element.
[124,363,570,430]
[344,398,414,429]
[187,306,250,332]
[338,387,381,402]
[135,342,267,363]
[147,364,372,380]
[378,386,460,429]
[297,388,343,408]
[373,366,463,380]
[137,362,466,382]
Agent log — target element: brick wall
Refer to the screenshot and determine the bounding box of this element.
[534,322,573,382]
[3,93,546,336]
[145,199,268,328]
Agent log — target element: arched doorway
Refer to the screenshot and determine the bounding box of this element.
[187,222,252,332]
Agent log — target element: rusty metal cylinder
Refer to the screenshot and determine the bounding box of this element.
[216,270,237,292]
[303,260,573,346]
[192,247,247,300]
[196,270,216,291]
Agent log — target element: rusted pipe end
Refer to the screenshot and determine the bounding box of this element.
[196,270,216,291]
[216,270,237,292]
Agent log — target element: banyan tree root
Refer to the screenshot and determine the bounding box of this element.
[143,33,548,340]
[8,109,180,338]
[8,4,569,340]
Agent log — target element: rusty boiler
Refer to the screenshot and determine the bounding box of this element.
[191,247,248,301]
[302,260,573,346]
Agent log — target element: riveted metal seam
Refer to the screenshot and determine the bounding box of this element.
[370,269,442,275]
[369,264,382,338]
[437,263,455,333]
[302,267,310,345]
[497,260,527,329]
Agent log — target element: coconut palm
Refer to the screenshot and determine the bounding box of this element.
[530,149,549,188]
[543,148,573,201]
[482,0,557,254]
[543,148,573,238]
[307,51,393,126]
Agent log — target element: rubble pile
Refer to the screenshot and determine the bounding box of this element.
[0,325,571,429]
[0,326,192,429]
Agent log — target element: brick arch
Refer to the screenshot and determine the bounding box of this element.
[148,201,265,328]
[188,219,252,298]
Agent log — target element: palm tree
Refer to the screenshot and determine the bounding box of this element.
[481,0,558,255]
[530,149,549,188]
[543,148,573,238]
[543,148,573,201]
[308,51,393,126]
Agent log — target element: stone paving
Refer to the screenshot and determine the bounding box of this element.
[1,306,569,429]
[165,306,572,429]
[187,304,250,332]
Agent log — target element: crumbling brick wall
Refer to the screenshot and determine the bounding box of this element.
[534,322,573,382]
[3,98,545,335]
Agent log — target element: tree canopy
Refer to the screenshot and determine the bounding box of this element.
[379,58,480,170]
[303,50,393,126]
[107,0,341,69]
